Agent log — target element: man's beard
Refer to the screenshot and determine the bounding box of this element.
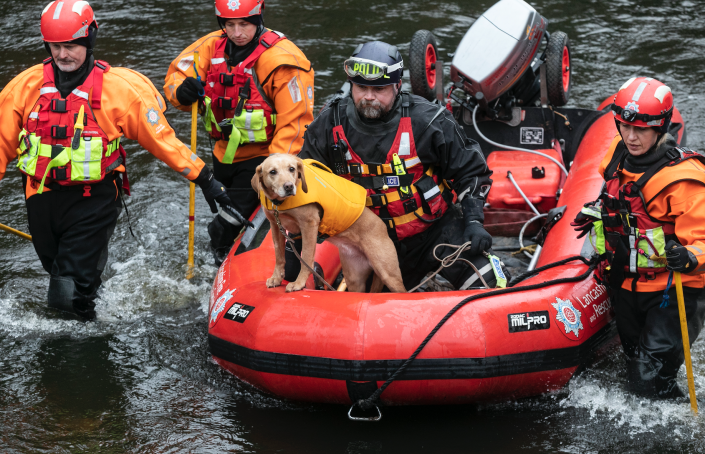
[55,59,82,72]
[355,98,393,120]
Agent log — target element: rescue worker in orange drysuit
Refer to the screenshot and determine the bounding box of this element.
[572,77,705,398]
[0,0,250,320]
[164,0,314,265]
[296,41,505,290]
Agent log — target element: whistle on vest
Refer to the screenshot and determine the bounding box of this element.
[392,153,409,195]
[71,105,85,150]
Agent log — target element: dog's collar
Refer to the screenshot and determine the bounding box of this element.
[270,198,285,206]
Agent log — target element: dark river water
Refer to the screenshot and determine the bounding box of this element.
[3,0,705,452]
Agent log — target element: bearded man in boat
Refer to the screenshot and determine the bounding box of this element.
[572,77,705,399]
[0,0,246,319]
[296,41,502,291]
[165,0,314,266]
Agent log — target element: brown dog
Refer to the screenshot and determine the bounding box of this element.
[252,154,406,293]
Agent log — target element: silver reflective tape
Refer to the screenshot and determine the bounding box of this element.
[645,229,655,268]
[72,88,89,100]
[181,168,191,176]
[345,151,352,161]
[629,234,637,273]
[40,87,59,95]
[244,111,252,129]
[211,58,226,65]
[423,185,440,200]
[190,153,197,162]
[244,68,252,74]
[632,82,648,102]
[398,132,411,156]
[83,137,91,180]
[405,156,421,168]
[248,130,256,142]
[29,112,39,119]
[53,2,64,19]
[460,263,493,290]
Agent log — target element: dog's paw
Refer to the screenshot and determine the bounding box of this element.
[266,276,282,288]
[285,281,306,292]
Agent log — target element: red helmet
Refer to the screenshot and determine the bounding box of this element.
[41,0,98,43]
[215,0,264,19]
[612,77,673,130]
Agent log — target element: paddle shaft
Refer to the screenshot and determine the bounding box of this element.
[675,271,698,414]
[0,223,32,241]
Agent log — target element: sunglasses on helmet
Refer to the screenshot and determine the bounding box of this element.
[611,104,673,123]
[343,57,403,81]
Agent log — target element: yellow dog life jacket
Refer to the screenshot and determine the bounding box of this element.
[259,159,367,237]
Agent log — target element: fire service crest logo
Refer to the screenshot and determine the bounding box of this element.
[552,297,584,338]
[210,288,235,324]
[146,108,160,126]
[227,0,241,10]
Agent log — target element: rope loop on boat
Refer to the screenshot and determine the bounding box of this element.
[349,253,608,420]
[407,241,491,293]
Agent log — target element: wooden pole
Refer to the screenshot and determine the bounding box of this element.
[0,223,32,241]
[675,271,698,414]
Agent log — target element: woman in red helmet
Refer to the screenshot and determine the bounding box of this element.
[164,0,314,265]
[0,0,246,320]
[572,77,705,398]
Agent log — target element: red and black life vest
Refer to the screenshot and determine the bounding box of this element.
[203,31,285,144]
[18,57,126,194]
[595,142,705,285]
[329,93,451,242]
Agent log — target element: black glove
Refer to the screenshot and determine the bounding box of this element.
[461,196,492,256]
[176,77,205,106]
[665,240,698,272]
[193,167,254,228]
[570,202,600,239]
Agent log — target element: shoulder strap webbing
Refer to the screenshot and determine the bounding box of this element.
[90,60,110,109]
[240,30,287,71]
[604,140,628,181]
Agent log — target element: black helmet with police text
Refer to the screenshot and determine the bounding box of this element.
[344,41,403,87]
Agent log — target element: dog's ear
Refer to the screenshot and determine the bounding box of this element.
[297,158,308,193]
[251,165,264,193]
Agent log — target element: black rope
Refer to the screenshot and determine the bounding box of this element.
[353,254,603,412]
[508,254,593,287]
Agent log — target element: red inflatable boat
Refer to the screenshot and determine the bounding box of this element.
[206,0,688,410]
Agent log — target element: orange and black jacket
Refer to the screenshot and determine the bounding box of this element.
[164,30,314,164]
[0,62,206,199]
[599,135,705,292]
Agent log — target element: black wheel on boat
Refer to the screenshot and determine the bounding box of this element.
[409,30,439,102]
[545,31,571,107]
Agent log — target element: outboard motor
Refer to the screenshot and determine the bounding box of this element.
[409,0,571,121]
[451,0,546,115]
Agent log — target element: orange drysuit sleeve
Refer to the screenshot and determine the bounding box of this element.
[0,64,205,194]
[103,67,205,180]
[0,65,41,183]
[164,31,314,163]
[163,31,221,112]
